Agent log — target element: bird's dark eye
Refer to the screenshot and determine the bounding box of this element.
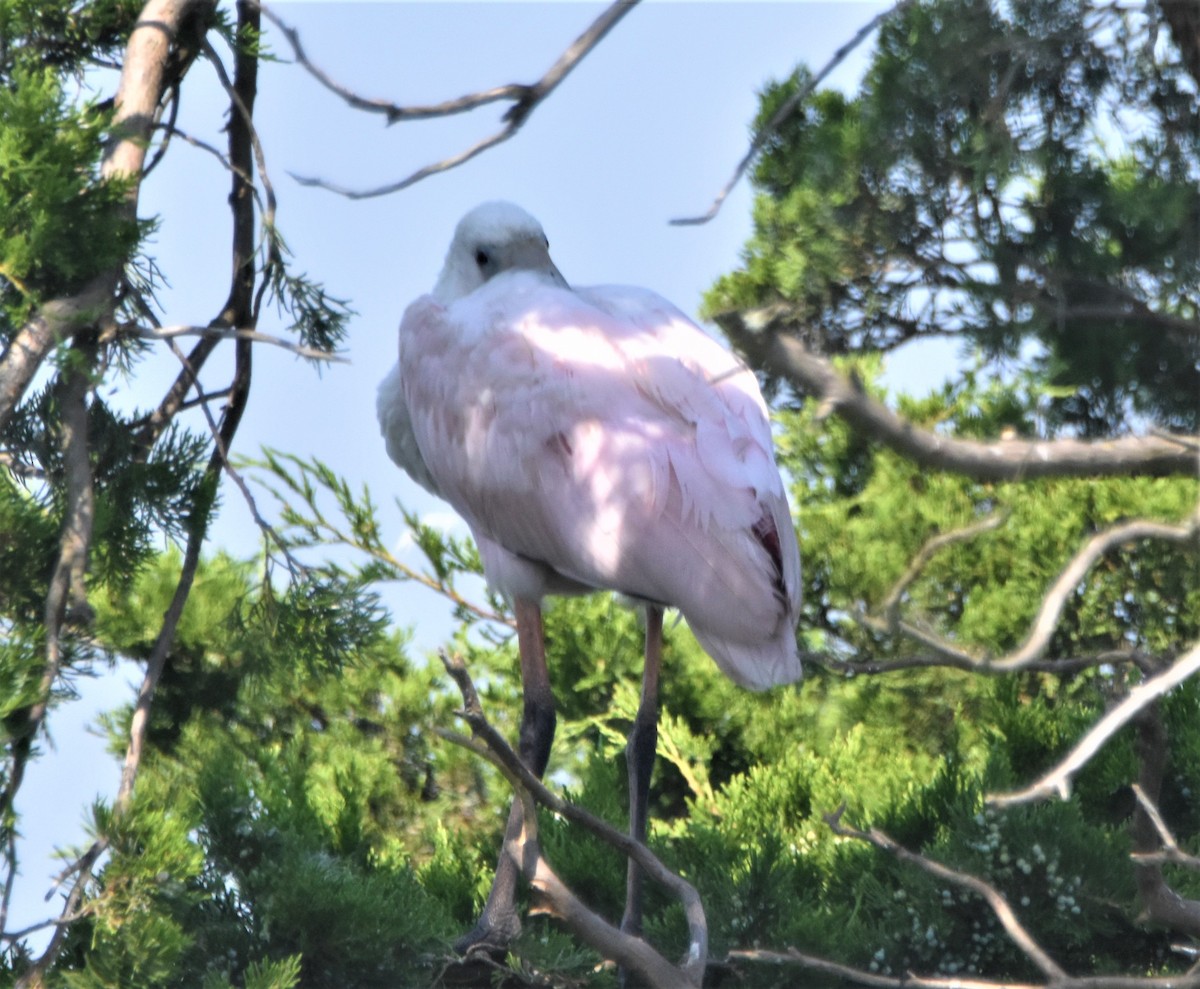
[475,249,490,268]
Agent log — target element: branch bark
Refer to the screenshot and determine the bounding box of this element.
[1130,712,1200,938]
[857,513,1200,674]
[987,640,1200,807]
[716,317,1199,479]
[266,0,640,199]
[826,808,1068,982]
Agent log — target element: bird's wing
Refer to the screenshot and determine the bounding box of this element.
[400,272,800,684]
[377,363,442,496]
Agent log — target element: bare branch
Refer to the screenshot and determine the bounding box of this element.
[264,0,640,199]
[991,518,1199,671]
[720,323,1199,479]
[1131,785,1200,871]
[437,650,706,988]
[128,322,347,362]
[860,514,1199,674]
[1129,710,1200,938]
[728,946,1200,989]
[826,807,1068,981]
[988,640,1200,807]
[826,644,1152,677]
[671,0,915,226]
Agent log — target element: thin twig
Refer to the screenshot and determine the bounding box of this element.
[823,647,1150,677]
[264,0,640,199]
[130,322,347,362]
[165,340,307,576]
[671,0,915,225]
[728,946,1200,989]
[859,515,1199,674]
[879,510,1010,626]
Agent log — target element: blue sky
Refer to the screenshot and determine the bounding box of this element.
[15,0,962,949]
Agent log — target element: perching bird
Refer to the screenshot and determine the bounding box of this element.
[377,201,801,954]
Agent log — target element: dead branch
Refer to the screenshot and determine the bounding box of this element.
[1130,710,1200,939]
[826,645,1151,678]
[826,807,1068,981]
[437,650,706,988]
[859,514,1200,674]
[126,322,347,362]
[988,640,1200,807]
[1131,785,1200,872]
[672,0,915,226]
[716,320,1200,479]
[262,0,639,199]
[728,946,1200,989]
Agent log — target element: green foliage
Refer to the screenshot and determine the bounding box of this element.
[0,63,139,322]
[705,0,1200,432]
[6,2,1200,986]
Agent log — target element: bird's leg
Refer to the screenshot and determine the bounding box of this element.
[455,597,556,955]
[621,605,663,942]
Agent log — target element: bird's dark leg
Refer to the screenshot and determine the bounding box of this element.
[621,605,663,943]
[454,598,557,955]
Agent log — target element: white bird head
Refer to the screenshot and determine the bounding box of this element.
[431,201,569,303]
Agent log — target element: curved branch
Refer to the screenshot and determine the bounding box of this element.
[859,514,1199,674]
[130,322,347,362]
[826,807,1068,981]
[732,324,1198,479]
[267,0,640,199]
[729,946,1200,989]
[879,510,1010,626]
[987,640,1200,808]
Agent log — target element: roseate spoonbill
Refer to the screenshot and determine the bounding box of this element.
[377,201,801,954]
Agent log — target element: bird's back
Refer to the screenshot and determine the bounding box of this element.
[389,272,802,689]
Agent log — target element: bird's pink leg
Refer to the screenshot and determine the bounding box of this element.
[621,605,663,942]
[455,597,557,954]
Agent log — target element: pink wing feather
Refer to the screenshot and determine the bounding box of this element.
[397,271,801,689]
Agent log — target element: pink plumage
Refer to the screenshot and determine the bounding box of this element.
[378,201,803,956]
[379,202,801,689]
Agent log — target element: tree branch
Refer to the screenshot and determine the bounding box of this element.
[127,322,347,362]
[718,320,1199,479]
[728,946,1200,989]
[878,510,1010,627]
[859,513,1199,675]
[1130,710,1200,939]
[1131,784,1200,872]
[826,807,1068,981]
[263,0,640,199]
[987,640,1200,807]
